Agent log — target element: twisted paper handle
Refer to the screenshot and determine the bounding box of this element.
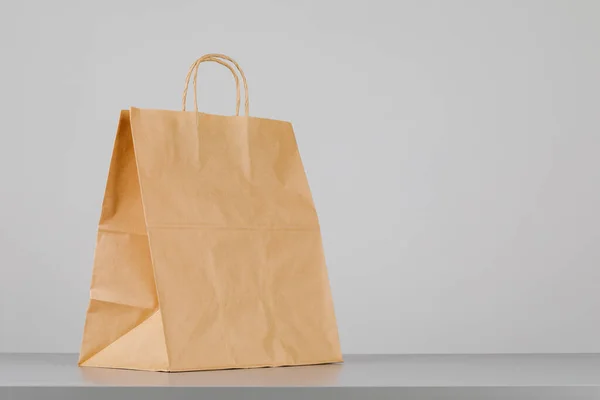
[182,54,249,116]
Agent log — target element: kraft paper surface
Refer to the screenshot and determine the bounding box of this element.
[78,54,342,372]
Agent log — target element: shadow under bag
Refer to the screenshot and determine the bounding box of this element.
[78,54,343,372]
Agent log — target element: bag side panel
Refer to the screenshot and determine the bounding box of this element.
[79,111,165,369]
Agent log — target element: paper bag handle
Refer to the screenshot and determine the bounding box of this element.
[183,56,241,115]
[182,54,249,116]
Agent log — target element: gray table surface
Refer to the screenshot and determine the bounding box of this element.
[3,353,600,399]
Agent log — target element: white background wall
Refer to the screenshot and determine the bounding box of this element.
[1,0,600,354]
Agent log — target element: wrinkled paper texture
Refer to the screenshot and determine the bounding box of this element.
[78,109,342,371]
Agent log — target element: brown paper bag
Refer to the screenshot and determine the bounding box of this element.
[78,54,343,372]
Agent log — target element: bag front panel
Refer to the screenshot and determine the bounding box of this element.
[129,108,342,370]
